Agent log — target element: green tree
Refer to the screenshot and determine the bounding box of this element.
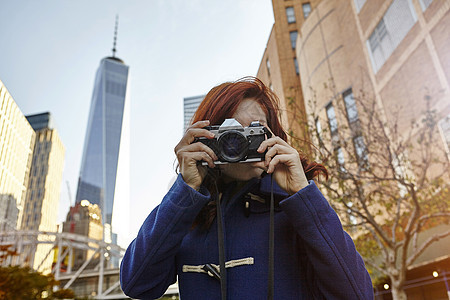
[0,266,74,299]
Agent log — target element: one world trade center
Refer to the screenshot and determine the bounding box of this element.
[76,19,129,239]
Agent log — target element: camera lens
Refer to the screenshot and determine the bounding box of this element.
[218,131,248,163]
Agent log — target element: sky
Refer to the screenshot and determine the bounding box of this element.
[0,0,274,247]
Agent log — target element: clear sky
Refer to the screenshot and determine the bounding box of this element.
[0,0,274,247]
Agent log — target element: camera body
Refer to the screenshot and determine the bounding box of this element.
[196,118,271,165]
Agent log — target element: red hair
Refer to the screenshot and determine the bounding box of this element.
[191,76,327,182]
[191,77,327,229]
[192,77,286,141]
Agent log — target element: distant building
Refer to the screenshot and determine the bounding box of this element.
[75,55,130,233]
[20,112,65,273]
[0,80,35,231]
[62,200,103,270]
[184,95,204,132]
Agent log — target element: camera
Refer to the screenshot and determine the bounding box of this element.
[195,118,272,165]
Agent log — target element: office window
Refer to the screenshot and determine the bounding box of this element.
[438,114,450,160]
[354,0,367,13]
[315,118,323,143]
[326,103,338,137]
[286,7,296,23]
[343,89,359,124]
[294,57,299,75]
[367,0,417,73]
[419,0,433,10]
[336,147,346,172]
[315,118,322,135]
[266,59,271,76]
[289,31,298,49]
[354,135,369,170]
[302,3,312,18]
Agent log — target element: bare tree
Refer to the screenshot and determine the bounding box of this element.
[289,87,450,300]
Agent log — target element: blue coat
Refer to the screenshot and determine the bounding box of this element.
[120,174,374,299]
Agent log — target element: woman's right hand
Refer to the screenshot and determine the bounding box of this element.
[174,120,218,190]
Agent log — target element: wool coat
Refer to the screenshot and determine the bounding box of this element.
[120,173,374,299]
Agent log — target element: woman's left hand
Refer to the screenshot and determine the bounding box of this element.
[256,136,309,195]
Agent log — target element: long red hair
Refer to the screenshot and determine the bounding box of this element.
[190,77,327,229]
[190,76,327,182]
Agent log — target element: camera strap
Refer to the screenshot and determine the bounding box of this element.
[268,175,274,300]
[214,180,227,300]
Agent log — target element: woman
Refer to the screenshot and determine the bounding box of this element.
[120,77,373,299]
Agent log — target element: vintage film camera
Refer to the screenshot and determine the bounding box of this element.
[196,118,272,165]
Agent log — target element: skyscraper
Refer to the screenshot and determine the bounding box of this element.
[75,19,129,234]
[21,112,65,272]
[183,95,204,132]
[0,80,35,231]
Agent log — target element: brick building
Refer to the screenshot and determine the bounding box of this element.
[257,0,322,148]
[258,0,450,298]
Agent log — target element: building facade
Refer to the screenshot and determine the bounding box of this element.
[0,80,35,232]
[258,0,449,297]
[62,200,103,271]
[20,112,65,272]
[257,0,322,149]
[183,95,205,132]
[75,56,130,232]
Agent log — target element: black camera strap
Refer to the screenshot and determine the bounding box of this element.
[268,175,274,300]
[214,180,227,300]
[212,173,274,300]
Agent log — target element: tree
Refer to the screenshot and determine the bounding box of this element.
[290,87,450,299]
[0,266,74,299]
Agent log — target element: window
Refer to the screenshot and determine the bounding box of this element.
[315,118,322,135]
[266,59,271,76]
[336,147,346,172]
[353,135,369,170]
[315,118,323,143]
[289,31,298,49]
[367,0,417,72]
[354,0,367,13]
[343,89,358,124]
[326,103,338,137]
[419,0,433,11]
[286,7,296,23]
[302,3,312,18]
[438,114,450,161]
[294,57,299,75]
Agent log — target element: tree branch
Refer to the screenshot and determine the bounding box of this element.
[407,229,450,265]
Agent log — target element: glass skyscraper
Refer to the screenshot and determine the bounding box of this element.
[76,56,129,227]
[183,95,205,132]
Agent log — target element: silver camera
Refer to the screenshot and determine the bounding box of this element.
[196,118,271,165]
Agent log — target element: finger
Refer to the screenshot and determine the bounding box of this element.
[264,144,292,166]
[267,154,292,174]
[184,127,215,144]
[257,136,290,153]
[249,161,267,171]
[189,120,210,129]
[175,125,215,153]
[177,142,218,161]
[182,151,216,169]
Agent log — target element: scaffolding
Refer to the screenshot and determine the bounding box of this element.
[0,230,126,299]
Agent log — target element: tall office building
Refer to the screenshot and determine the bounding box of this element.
[75,20,130,239]
[20,112,65,272]
[183,95,204,131]
[0,80,35,231]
